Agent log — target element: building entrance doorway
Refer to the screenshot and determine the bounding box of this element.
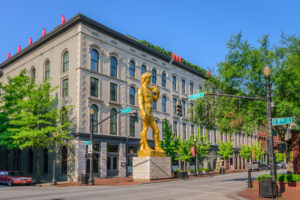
[107,156,118,177]
[107,144,119,177]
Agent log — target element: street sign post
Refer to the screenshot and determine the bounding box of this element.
[87,144,92,154]
[272,117,292,126]
[189,92,204,100]
[120,107,132,114]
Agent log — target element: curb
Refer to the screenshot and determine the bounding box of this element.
[229,189,249,200]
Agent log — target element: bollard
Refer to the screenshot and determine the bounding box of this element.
[248,169,253,188]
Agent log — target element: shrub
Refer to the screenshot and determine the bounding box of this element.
[257,174,300,182]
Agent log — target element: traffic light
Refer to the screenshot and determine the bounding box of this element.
[177,104,182,116]
[93,153,100,159]
[132,111,138,122]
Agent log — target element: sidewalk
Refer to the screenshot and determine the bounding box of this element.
[236,187,300,200]
[36,169,248,187]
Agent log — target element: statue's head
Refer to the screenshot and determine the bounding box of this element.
[141,72,152,85]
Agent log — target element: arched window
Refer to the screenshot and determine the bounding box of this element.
[141,65,146,74]
[129,86,135,105]
[63,51,69,72]
[44,60,50,79]
[162,96,166,112]
[152,69,156,84]
[161,72,166,87]
[91,49,99,72]
[110,56,117,77]
[61,146,68,174]
[129,60,135,77]
[31,67,36,84]
[110,108,117,135]
[90,105,98,133]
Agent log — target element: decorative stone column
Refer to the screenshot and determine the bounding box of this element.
[75,139,86,181]
[119,143,126,177]
[100,142,107,178]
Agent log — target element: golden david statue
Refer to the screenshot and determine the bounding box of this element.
[137,72,165,157]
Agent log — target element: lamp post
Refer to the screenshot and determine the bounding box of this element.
[51,132,58,185]
[88,108,95,186]
[263,66,277,183]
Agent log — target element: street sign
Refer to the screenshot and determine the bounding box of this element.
[120,107,132,114]
[272,117,292,126]
[85,141,90,145]
[189,92,204,100]
[87,144,93,154]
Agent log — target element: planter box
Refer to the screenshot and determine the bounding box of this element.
[253,180,300,191]
[259,178,278,198]
[174,171,189,179]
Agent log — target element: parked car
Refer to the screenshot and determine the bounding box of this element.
[247,161,264,171]
[0,171,32,186]
[260,161,269,170]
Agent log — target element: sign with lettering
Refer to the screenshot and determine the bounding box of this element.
[272,117,292,126]
[121,107,132,114]
[189,93,204,100]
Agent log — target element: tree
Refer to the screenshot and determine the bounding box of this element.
[175,135,193,171]
[0,70,33,150]
[160,118,178,161]
[2,71,72,182]
[217,140,233,160]
[191,33,300,173]
[194,129,211,163]
[239,144,252,160]
[252,142,265,161]
[275,151,286,163]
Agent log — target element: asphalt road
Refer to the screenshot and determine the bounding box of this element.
[0,170,285,200]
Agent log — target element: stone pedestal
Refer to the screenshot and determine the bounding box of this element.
[133,156,171,180]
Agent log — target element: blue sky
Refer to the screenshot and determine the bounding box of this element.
[1,0,299,73]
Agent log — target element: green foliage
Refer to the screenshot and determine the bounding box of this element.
[174,135,193,163]
[193,129,211,162]
[239,144,252,160]
[198,168,210,172]
[137,40,206,75]
[0,71,72,182]
[160,119,178,160]
[0,70,33,149]
[257,174,300,182]
[217,139,233,160]
[252,142,265,161]
[275,151,286,162]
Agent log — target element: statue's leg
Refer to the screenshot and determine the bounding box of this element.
[149,118,164,152]
[140,120,152,151]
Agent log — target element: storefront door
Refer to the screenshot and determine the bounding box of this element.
[107,156,118,177]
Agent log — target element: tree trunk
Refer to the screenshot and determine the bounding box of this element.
[285,150,292,174]
[36,147,40,183]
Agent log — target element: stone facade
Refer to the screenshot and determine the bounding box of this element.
[133,157,171,180]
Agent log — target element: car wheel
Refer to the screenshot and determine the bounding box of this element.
[8,180,12,186]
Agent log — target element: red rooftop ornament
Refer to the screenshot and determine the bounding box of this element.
[179,56,182,63]
[43,28,46,36]
[206,71,211,77]
[175,54,179,62]
[7,52,10,59]
[29,37,32,45]
[61,15,65,24]
[172,53,175,60]
[17,45,21,53]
